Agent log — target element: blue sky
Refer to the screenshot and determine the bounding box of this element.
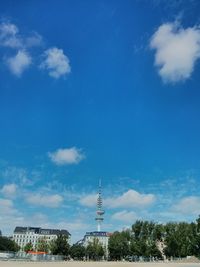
[1,0,200,243]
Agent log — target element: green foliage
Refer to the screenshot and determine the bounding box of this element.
[70,244,85,260]
[37,237,49,253]
[153,224,164,241]
[164,222,196,258]
[24,242,33,253]
[108,231,130,260]
[148,242,163,259]
[188,218,200,258]
[50,234,70,256]
[109,222,158,260]
[106,217,200,260]
[86,238,105,260]
[129,221,163,259]
[0,236,20,252]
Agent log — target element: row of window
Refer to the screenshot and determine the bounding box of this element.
[14,235,54,240]
[14,235,36,238]
[86,237,108,241]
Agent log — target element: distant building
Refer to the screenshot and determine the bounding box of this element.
[82,231,111,257]
[0,230,2,236]
[13,226,71,251]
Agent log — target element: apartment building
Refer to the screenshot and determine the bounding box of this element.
[13,226,70,250]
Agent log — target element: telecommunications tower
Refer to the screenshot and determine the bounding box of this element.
[95,179,105,232]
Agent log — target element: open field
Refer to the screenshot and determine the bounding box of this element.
[0,262,200,267]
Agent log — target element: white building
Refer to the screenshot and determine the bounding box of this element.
[13,226,70,251]
[82,231,110,257]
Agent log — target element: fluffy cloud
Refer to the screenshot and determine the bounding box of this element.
[0,198,21,235]
[112,210,137,223]
[0,198,18,215]
[172,196,200,215]
[106,189,155,208]
[0,22,70,79]
[1,183,17,197]
[40,47,71,78]
[6,50,32,76]
[79,194,97,207]
[0,198,13,209]
[0,22,21,48]
[48,147,85,165]
[53,220,89,232]
[80,189,155,208]
[25,32,43,48]
[0,21,42,49]
[150,22,200,83]
[26,193,63,208]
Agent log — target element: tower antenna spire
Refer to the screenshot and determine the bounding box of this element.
[95,179,105,232]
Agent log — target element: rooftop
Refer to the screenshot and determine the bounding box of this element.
[14,226,71,236]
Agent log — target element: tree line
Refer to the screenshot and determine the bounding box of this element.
[1,216,200,260]
[108,217,200,260]
[0,234,101,260]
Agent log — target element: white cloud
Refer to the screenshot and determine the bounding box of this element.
[0,214,24,236]
[1,166,35,186]
[26,193,63,208]
[40,47,71,78]
[6,50,31,76]
[0,198,13,209]
[1,183,17,197]
[48,147,85,165]
[0,21,43,77]
[80,189,155,209]
[0,198,18,215]
[172,196,200,215]
[79,194,97,207]
[54,220,89,232]
[0,22,42,49]
[25,32,43,48]
[0,22,71,79]
[0,198,21,235]
[112,210,137,223]
[0,22,21,48]
[150,22,200,83]
[106,189,155,208]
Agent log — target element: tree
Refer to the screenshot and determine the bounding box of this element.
[153,224,164,241]
[163,222,194,259]
[130,220,163,259]
[132,221,143,240]
[86,238,105,260]
[50,234,70,256]
[108,231,130,260]
[70,244,85,260]
[24,242,33,253]
[0,236,20,252]
[37,238,49,253]
[189,217,200,258]
[130,239,141,256]
[148,242,163,259]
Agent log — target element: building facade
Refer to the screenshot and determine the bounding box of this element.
[13,226,70,251]
[82,231,110,257]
